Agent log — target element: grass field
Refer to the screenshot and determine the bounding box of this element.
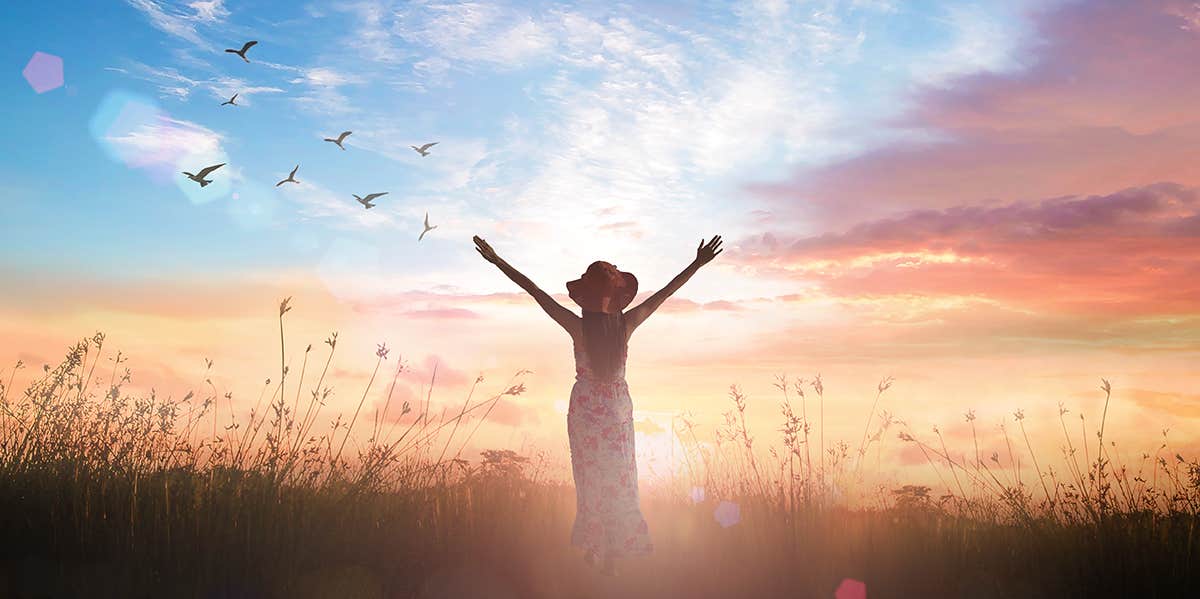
[2,306,1198,598]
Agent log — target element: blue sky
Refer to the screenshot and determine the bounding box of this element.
[1,0,1041,296]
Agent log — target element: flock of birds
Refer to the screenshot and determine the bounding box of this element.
[181,40,439,241]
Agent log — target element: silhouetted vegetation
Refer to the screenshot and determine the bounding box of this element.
[1,304,1197,597]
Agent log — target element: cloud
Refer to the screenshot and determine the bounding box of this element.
[370,382,419,425]
[204,76,285,105]
[392,2,555,69]
[117,63,284,105]
[187,0,229,23]
[402,354,473,389]
[485,399,541,427]
[290,179,398,229]
[125,0,209,47]
[289,67,362,88]
[103,114,229,183]
[746,0,1200,229]
[1126,388,1200,419]
[123,63,201,100]
[733,183,1200,317]
[400,308,481,320]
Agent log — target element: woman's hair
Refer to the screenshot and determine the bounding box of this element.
[580,310,627,380]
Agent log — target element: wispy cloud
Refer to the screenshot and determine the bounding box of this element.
[392,2,555,70]
[105,115,226,172]
[187,0,228,23]
[125,0,210,48]
[289,179,397,230]
[204,76,285,105]
[118,62,284,104]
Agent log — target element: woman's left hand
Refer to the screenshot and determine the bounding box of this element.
[695,235,723,266]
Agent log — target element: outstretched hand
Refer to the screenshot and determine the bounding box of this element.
[695,235,723,266]
[473,235,503,265]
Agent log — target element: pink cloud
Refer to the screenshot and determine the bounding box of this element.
[401,354,474,389]
[400,308,480,319]
[735,183,1200,317]
[370,382,419,425]
[598,221,645,239]
[485,399,541,427]
[747,0,1200,227]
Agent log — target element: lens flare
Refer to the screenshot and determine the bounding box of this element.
[22,51,63,94]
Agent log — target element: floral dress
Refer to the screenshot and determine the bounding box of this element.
[567,340,654,558]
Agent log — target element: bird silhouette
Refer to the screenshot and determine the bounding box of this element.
[353,192,388,209]
[275,165,300,187]
[182,163,225,187]
[411,142,438,156]
[225,41,258,63]
[418,212,438,241]
[324,131,352,150]
[221,93,238,106]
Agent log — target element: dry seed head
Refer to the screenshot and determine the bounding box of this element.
[878,376,895,393]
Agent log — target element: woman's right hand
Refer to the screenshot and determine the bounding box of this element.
[473,235,502,265]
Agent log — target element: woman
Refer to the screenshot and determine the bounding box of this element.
[472,234,724,575]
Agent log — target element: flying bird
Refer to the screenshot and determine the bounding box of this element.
[220,93,238,106]
[182,163,225,187]
[324,131,352,150]
[418,212,437,241]
[353,192,388,209]
[410,142,438,157]
[275,165,300,187]
[225,40,258,63]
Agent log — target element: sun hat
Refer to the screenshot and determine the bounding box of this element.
[567,261,638,314]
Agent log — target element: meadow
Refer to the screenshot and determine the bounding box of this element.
[1,302,1198,598]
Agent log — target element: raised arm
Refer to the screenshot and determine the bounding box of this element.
[473,235,581,338]
[624,235,723,336]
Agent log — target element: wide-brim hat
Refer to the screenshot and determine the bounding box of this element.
[567,261,638,314]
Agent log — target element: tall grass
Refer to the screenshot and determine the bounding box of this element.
[0,303,1198,597]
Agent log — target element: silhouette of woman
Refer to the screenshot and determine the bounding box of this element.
[472,234,724,575]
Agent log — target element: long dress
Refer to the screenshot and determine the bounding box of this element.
[567,339,654,558]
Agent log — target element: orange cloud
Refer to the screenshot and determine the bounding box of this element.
[734,183,1200,318]
[1124,389,1200,419]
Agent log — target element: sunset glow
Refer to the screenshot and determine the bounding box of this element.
[3,0,1198,491]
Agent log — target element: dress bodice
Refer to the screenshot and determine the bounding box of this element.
[573,341,628,383]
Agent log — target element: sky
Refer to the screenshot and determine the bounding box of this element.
[2,0,1198,487]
